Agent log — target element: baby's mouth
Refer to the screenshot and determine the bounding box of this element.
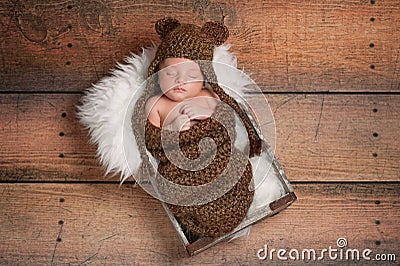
[173,87,186,92]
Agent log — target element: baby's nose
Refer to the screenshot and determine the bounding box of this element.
[175,75,186,84]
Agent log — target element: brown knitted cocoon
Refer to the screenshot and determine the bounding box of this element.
[131,17,261,237]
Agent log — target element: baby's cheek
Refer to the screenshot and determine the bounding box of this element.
[159,79,174,92]
[186,82,203,92]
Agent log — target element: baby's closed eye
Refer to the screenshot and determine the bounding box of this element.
[166,70,178,77]
[187,70,203,79]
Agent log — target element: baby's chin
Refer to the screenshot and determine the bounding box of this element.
[168,97,187,102]
[166,94,192,102]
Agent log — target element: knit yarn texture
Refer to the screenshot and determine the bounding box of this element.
[145,102,254,237]
[131,18,262,237]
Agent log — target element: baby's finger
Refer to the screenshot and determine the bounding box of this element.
[180,118,191,131]
[176,114,188,124]
[182,123,190,131]
[180,106,193,117]
[186,110,196,118]
[179,103,189,114]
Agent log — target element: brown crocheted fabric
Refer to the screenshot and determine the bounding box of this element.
[145,102,254,237]
[131,18,262,237]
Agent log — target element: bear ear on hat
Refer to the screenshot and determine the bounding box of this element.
[155,17,181,39]
[201,21,229,45]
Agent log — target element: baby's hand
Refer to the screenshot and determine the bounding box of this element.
[179,100,213,120]
[165,114,191,131]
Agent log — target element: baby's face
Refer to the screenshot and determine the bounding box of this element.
[158,58,204,102]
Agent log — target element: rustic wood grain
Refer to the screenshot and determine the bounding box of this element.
[0,183,398,265]
[265,94,400,182]
[1,1,399,265]
[0,0,398,92]
[0,93,398,182]
[0,94,106,182]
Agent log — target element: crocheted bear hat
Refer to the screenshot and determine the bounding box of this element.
[146,17,229,78]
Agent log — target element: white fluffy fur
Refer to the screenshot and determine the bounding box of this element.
[78,45,156,181]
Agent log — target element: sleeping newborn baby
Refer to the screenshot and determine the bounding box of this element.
[145,57,219,131]
[132,18,262,237]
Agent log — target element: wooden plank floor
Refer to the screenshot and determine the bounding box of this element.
[1,0,399,265]
[0,183,398,265]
